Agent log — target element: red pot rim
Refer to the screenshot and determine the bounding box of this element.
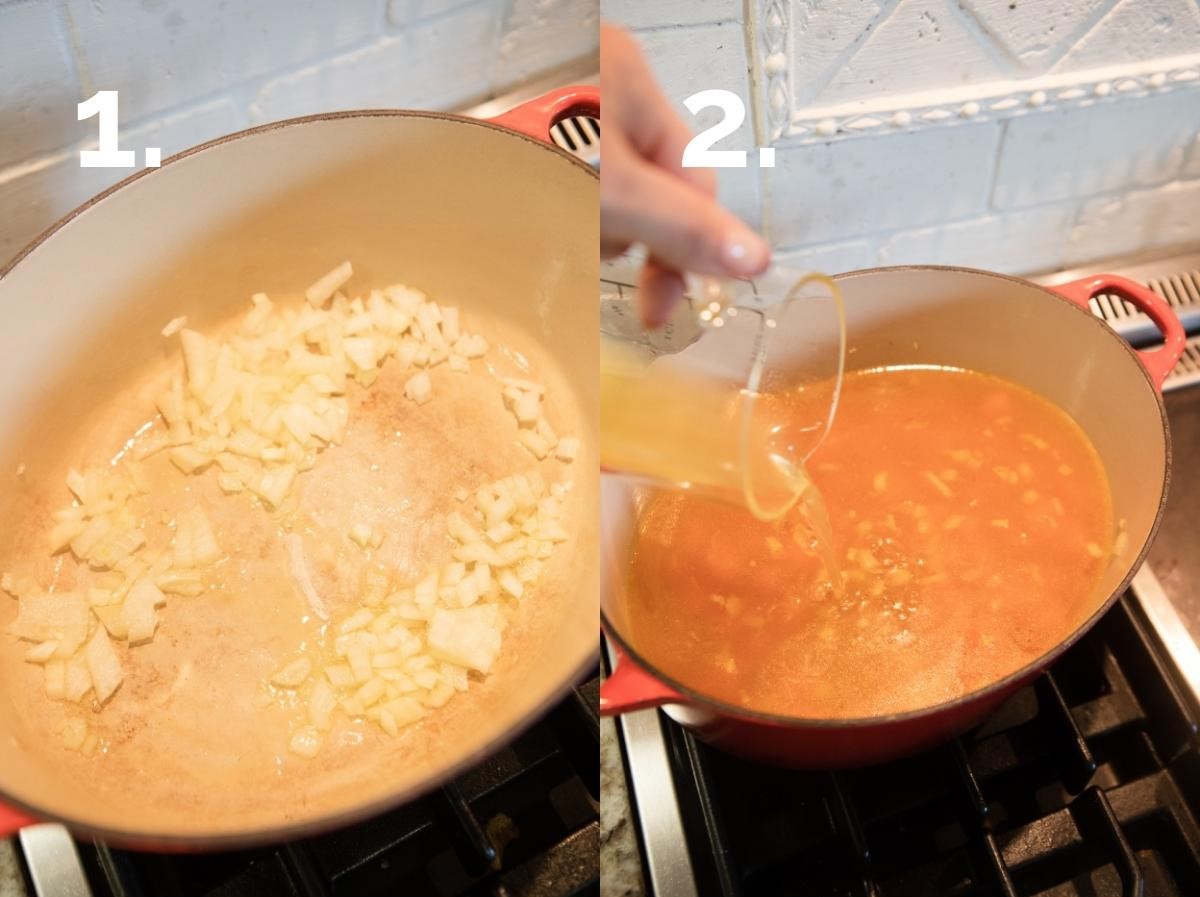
[603,263,1175,730]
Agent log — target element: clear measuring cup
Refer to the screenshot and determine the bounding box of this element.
[599,264,847,521]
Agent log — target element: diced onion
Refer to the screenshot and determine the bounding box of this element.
[271,656,312,688]
[161,316,188,337]
[308,679,336,730]
[305,261,353,308]
[517,430,550,459]
[428,605,502,673]
[84,626,123,704]
[64,655,92,702]
[121,576,164,645]
[24,640,59,664]
[60,717,88,751]
[404,372,432,405]
[555,437,579,463]
[44,661,65,700]
[288,726,323,758]
[17,259,580,761]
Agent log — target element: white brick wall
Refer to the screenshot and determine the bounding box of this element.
[0,0,597,268]
[878,205,1078,272]
[0,98,240,267]
[608,0,1200,276]
[601,0,739,29]
[991,89,1200,209]
[632,22,759,225]
[1067,179,1200,264]
[250,5,505,122]
[769,123,1002,246]
[494,0,599,86]
[0,1,79,169]
[60,0,386,122]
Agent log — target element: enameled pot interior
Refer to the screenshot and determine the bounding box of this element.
[0,113,598,843]
[602,266,1169,725]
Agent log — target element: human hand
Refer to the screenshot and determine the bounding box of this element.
[600,24,771,328]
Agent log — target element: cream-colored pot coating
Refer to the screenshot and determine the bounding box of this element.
[0,112,598,845]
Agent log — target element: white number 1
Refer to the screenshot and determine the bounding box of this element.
[78,91,136,169]
[681,90,747,169]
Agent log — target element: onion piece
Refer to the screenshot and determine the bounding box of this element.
[308,679,336,730]
[554,437,579,463]
[404,372,432,405]
[84,627,123,704]
[44,661,66,700]
[7,592,89,651]
[517,430,550,459]
[179,330,212,394]
[254,466,297,509]
[427,605,502,674]
[122,577,164,645]
[305,261,353,308]
[270,656,312,688]
[514,393,540,425]
[348,524,376,550]
[169,446,212,475]
[161,316,188,337]
[24,640,59,664]
[64,655,92,703]
[288,726,323,758]
[60,717,88,751]
[498,570,523,599]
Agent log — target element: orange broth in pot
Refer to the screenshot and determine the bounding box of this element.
[623,367,1115,718]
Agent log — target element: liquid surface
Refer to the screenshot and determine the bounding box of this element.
[623,367,1115,718]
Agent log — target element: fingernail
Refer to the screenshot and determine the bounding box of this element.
[722,228,770,275]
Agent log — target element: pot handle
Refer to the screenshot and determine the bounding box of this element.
[487,85,599,146]
[1051,274,1187,391]
[0,803,37,837]
[600,642,685,715]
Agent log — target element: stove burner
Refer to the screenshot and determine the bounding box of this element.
[642,598,1200,896]
[16,675,599,897]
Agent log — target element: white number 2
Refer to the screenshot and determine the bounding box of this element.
[78,91,136,169]
[681,90,747,169]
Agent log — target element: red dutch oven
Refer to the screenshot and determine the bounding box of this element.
[0,86,599,847]
[600,266,1186,769]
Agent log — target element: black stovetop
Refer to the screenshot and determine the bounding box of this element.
[648,592,1200,897]
[68,674,599,897]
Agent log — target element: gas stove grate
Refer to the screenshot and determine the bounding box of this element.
[651,598,1200,897]
[551,117,600,167]
[54,674,599,897]
[1165,336,1200,390]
